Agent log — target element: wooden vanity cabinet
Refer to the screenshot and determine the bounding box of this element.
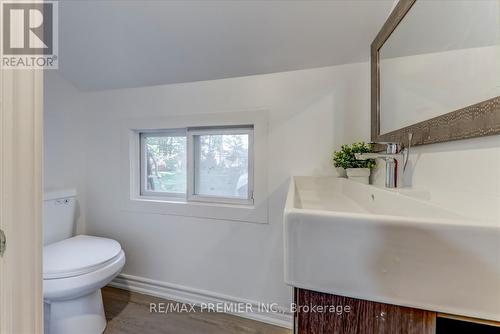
[294,288,436,334]
[294,288,500,334]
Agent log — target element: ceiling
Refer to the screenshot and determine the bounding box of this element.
[58,0,393,91]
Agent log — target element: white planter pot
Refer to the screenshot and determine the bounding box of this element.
[335,167,347,178]
[346,168,370,184]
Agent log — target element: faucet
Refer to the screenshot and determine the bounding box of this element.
[355,142,405,188]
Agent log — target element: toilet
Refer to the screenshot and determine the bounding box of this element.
[43,189,126,334]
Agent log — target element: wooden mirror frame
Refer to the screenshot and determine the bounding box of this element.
[371,0,500,147]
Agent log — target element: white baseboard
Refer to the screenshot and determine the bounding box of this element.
[109,273,293,329]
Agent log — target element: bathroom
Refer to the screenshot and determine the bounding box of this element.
[0,0,499,333]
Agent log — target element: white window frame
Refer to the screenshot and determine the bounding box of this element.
[121,110,269,224]
[139,126,254,206]
[139,128,187,199]
[187,126,254,206]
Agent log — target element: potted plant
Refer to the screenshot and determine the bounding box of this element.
[332,142,376,184]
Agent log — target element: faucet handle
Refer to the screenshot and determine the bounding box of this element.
[369,142,402,154]
[369,141,399,145]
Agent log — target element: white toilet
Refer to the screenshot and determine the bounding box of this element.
[43,189,126,334]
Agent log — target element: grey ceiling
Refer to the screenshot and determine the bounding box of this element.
[58,0,393,91]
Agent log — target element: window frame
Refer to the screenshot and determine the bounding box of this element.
[139,128,187,200]
[187,126,254,206]
[139,126,254,206]
[121,110,269,224]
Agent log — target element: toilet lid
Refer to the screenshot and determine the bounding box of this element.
[44,235,122,279]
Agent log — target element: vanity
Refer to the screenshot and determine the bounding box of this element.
[282,0,500,332]
[284,176,500,333]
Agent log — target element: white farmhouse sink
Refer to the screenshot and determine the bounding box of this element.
[284,176,500,321]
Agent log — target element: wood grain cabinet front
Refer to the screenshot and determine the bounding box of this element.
[294,288,436,334]
[294,289,500,334]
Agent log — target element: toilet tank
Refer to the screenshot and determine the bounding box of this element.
[43,189,77,246]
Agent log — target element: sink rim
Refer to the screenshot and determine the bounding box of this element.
[286,176,499,228]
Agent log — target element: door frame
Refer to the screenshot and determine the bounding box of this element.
[0,67,44,333]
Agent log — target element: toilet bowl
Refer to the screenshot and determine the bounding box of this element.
[43,235,125,334]
[43,190,126,334]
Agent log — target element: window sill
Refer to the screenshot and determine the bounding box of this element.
[122,196,268,224]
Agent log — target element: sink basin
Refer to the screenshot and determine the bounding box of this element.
[284,176,500,321]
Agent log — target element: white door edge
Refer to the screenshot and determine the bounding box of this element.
[0,67,44,334]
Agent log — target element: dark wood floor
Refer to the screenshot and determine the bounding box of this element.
[102,287,291,334]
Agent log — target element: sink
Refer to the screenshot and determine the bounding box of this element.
[284,176,500,321]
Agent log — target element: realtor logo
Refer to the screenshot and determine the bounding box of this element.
[1,1,58,69]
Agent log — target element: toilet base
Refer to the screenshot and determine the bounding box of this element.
[44,289,107,334]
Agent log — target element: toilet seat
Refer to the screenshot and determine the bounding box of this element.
[43,250,125,302]
[43,246,126,334]
[44,235,122,279]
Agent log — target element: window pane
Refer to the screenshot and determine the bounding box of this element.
[144,135,186,194]
[195,133,250,199]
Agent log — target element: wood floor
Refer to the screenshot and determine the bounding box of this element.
[102,287,291,334]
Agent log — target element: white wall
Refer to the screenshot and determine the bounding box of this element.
[44,72,88,233]
[44,63,371,311]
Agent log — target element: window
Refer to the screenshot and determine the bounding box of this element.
[140,126,253,205]
[123,111,268,223]
[140,130,187,197]
[189,127,253,204]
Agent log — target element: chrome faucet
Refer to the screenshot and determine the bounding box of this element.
[355,142,405,188]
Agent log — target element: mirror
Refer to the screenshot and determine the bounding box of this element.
[372,0,500,146]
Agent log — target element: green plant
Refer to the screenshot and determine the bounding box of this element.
[332,142,376,169]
